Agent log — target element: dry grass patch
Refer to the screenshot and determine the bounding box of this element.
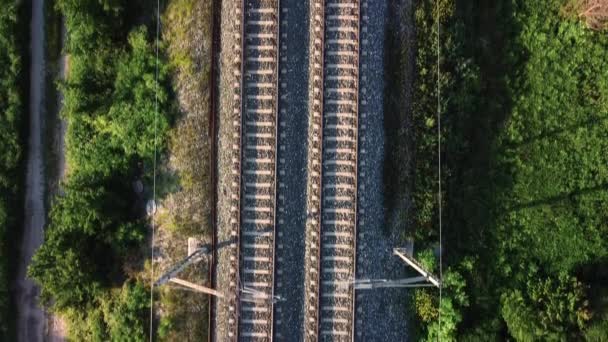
[154,0,213,340]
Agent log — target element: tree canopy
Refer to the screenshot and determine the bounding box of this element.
[0,0,24,338]
[29,0,171,338]
[404,0,608,339]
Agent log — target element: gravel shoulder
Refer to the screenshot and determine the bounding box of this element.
[212,0,240,338]
[355,0,413,340]
[153,1,213,340]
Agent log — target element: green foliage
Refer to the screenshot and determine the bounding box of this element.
[493,0,608,274]
[28,180,144,309]
[501,274,590,341]
[409,0,456,241]
[102,282,149,341]
[414,289,438,323]
[62,26,170,177]
[64,305,108,341]
[424,270,469,341]
[403,0,608,339]
[417,248,437,272]
[163,0,198,73]
[105,27,169,159]
[411,266,470,341]
[490,4,608,338]
[157,287,209,342]
[425,298,460,342]
[584,318,608,341]
[57,0,125,55]
[63,281,150,342]
[29,0,170,338]
[0,0,24,338]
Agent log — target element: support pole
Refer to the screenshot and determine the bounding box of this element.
[393,248,441,287]
[169,278,224,298]
[353,276,431,290]
[155,247,209,287]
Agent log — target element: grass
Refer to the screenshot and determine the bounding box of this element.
[402,0,608,340]
[43,0,66,203]
[387,0,608,339]
[153,0,213,339]
[163,0,197,73]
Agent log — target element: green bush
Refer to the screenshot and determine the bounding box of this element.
[28,179,144,309]
[63,281,150,342]
[501,274,590,341]
[29,0,171,338]
[103,282,149,341]
[584,318,608,341]
[404,0,608,339]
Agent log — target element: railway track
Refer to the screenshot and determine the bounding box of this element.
[227,0,281,340]
[305,0,361,340]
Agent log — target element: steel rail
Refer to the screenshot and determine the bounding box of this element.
[270,0,281,339]
[237,0,280,340]
[316,0,360,340]
[304,0,326,339]
[351,0,361,338]
[226,0,246,338]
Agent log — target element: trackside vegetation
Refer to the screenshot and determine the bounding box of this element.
[28,0,172,339]
[386,0,608,340]
[154,0,214,340]
[0,0,26,339]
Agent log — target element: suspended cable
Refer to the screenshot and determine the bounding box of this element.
[436,0,443,340]
[149,0,160,340]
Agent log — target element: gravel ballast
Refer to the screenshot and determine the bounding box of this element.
[213,0,241,338]
[214,0,412,339]
[272,0,310,340]
[355,0,410,340]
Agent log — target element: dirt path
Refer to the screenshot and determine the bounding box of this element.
[16,0,46,341]
[55,21,68,184]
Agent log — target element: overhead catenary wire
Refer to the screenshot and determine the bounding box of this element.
[149,0,160,340]
[436,0,443,339]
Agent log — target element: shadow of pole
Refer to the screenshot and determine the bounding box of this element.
[507,183,608,212]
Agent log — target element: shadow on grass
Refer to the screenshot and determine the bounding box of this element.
[438,0,525,333]
[445,0,523,257]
